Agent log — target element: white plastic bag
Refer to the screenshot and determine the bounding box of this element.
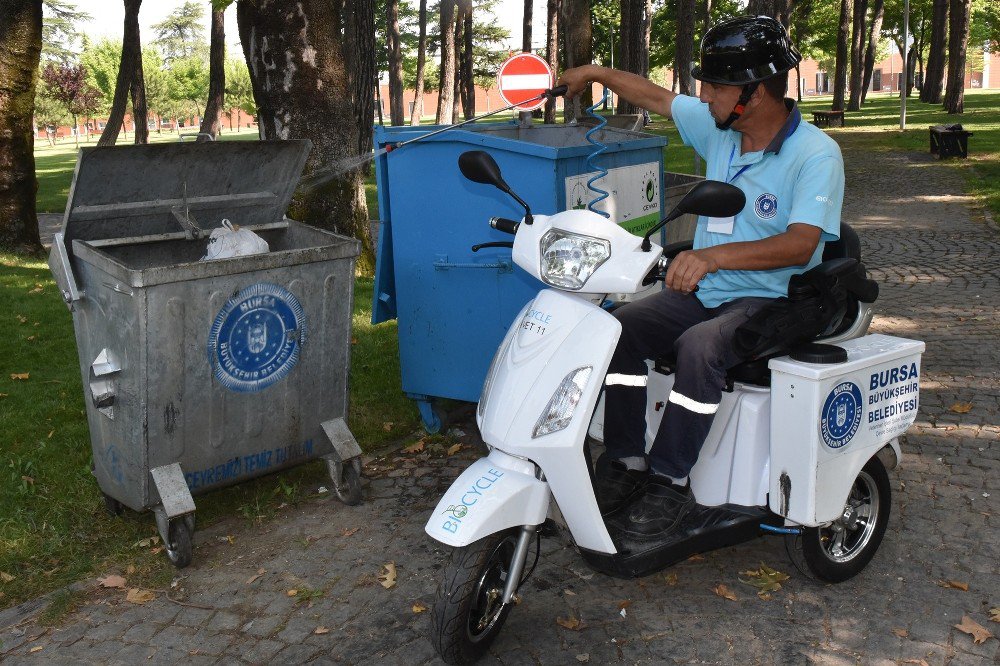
[200,219,269,261]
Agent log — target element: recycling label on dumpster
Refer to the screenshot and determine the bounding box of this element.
[208,283,306,393]
[565,162,660,235]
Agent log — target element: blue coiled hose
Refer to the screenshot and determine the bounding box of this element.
[584,89,611,218]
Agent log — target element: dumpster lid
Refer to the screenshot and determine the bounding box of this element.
[60,139,311,254]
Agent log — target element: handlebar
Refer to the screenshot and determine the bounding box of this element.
[543,84,568,99]
[489,217,519,234]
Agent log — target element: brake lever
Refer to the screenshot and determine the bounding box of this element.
[471,241,515,252]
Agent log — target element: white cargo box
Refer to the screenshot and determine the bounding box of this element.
[767,334,925,525]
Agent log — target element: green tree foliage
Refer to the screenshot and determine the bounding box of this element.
[423,0,509,91]
[78,38,122,114]
[970,0,1000,52]
[41,0,92,64]
[153,0,207,64]
[224,54,256,129]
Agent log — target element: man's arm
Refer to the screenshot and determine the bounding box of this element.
[558,65,678,118]
[665,223,822,293]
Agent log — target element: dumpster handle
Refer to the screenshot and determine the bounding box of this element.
[433,259,513,273]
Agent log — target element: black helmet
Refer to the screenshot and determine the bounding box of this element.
[691,16,802,86]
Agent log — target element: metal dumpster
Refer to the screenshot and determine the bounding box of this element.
[663,172,705,245]
[48,140,363,567]
[371,122,666,431]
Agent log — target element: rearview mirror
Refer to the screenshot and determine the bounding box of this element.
[674,180,746,218]
[641,180,746,251]
[459,150,508,190]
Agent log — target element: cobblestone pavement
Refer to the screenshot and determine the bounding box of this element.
[2,142,998,665]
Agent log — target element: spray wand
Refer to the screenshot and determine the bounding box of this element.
[384,85,568,154]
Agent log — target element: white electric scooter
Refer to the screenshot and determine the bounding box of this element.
[426,151,925,665]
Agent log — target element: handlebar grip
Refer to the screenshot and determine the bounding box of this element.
[544,84,568,98]
[489,217,520,234]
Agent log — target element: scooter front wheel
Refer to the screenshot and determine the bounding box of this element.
[785,456,891,583]
[432,529,518,664]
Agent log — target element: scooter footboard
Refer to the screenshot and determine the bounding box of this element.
[425,451,550,547]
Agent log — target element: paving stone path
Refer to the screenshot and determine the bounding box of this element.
[1,139,998,665]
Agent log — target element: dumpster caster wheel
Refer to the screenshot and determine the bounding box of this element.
[333,459,363,506]
[102,493,124,517]
[166,519,194,569]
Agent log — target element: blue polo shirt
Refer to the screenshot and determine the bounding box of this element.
[670,94,844,309]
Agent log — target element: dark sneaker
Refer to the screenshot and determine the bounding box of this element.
[594,455,649,516]
[618,475,694,537]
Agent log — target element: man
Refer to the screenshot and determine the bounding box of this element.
[558,16,844,536]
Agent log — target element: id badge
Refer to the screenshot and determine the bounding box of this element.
[707,215,735,235]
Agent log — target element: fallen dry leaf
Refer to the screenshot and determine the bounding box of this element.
[98,574,127,589]
[556,616,583,631]
[133,536,159,549]
[937,579,969,591]
[989,608,1000,623]
[403,440,425,454]
[564,589,577,596]
[740,563,790,597]
[0,572,14,583]
[16,314,27,323]
[949,402,973,414]
[576,654,590,663]
[663,572,678,586]
[953,615,993,644]
[286,589,299,597]
[10,373,29,380]
[892,627,909,638]
[314,626,329,635]
[28,286,43,294]
[687,554,705,562]
[382,422,394,432]
[29,646,43,653]
[341,527,359,537]
[125,565,136,576]
[125,588,155,604]
[246,569,266,585]
[378,562,397,589]
[901,660,929,666]
[617,600,632,611]
[446,443,463,456]
[712,584,738,601]
[412,601,428,613]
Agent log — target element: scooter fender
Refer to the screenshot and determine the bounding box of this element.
[425,451,550,548]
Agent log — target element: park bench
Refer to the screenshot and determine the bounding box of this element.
[929,124,973,159]
[812,110,845,127]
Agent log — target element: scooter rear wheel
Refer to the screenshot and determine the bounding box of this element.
[785,456,891,583]
[432,529,518,665]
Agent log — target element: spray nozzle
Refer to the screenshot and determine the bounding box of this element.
[543,85,568,99]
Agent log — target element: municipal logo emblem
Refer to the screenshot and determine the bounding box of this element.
[821,381,863,449]
[754,193,778,219]
[208,283,306,393]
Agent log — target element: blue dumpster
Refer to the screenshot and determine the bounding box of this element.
[372,122,667,431]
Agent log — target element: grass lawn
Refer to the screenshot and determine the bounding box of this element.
[4,91,997,610]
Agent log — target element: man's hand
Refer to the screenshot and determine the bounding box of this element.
[665,249,720,293]
[558,65,596,100]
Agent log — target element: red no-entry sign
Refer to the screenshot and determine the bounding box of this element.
[497,53,554,112]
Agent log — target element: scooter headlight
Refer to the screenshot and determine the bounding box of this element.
[539,230,610,290]
[533,366,593,438]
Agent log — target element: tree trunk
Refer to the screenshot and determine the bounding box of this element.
[409,0,427,126]
[387,0,405,125]
[344,0,376,164]
[847,0,867,110]
[199,9,225,139]
[747,0,795,26]
[131,45,148,143]
[452,4,462,122]
[523,0,533,51]
[544,0,559,123]
[942,0,970,113]
[832,0,851,110]
[0,0,43,254]
[436,0,457,124]
[860,0,884,104]
[921,0,948,103]
[462,3,474,120]
[236,0,375,272]
[675,0,697,96]
[561,0,592,121]
[98,0,142,146]
[906,44,918,96]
